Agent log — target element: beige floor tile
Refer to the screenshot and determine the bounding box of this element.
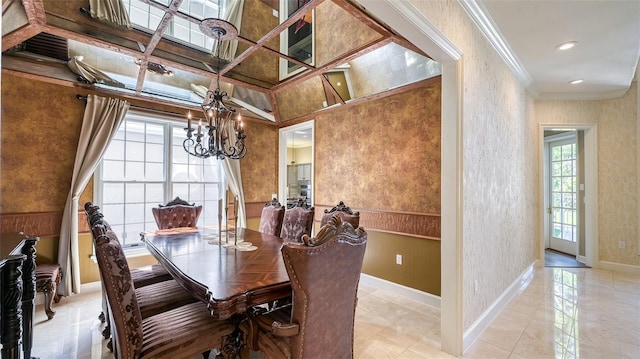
[29,266,640,359]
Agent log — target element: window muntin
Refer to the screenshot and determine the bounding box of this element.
[96,112,224,249]
[122,0,224,51]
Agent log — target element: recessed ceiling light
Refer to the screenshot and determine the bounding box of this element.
[569,79,583,85]
[556,41,578,51]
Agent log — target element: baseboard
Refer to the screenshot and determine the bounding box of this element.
[462,261,537,352]
[359,274,441,309]
[598,261,640,274]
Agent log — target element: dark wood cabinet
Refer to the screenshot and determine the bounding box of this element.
[1,232,39,359]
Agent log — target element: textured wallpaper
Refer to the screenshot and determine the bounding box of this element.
[240,121,279,203]
[314,0,382,67]
[314,82,441,213]
[1,75,85,213]
[409,0,539,331]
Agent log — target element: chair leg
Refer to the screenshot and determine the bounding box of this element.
[40,279,57,320]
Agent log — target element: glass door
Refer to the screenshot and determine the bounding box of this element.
[548,137,578,255]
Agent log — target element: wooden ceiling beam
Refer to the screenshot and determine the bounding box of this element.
[1,24,43,51]
[219,0,326,77]
[271,36,393,93]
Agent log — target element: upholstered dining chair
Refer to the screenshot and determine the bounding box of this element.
[85,203,200,350]
[320,201,360,228]
[244,216,367,359]
[279,200,314,243]
[258,199,286,236]
[86,202,235,359]
[152,196,203,229]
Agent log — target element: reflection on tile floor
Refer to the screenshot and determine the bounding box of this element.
[30,266,640,358]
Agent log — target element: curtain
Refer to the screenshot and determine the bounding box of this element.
[222,158,246,228]
[68,56,124,88]
[89,0,132,29]
[211,0,245,61]
[58,95,129,296]
[222,118,246,228]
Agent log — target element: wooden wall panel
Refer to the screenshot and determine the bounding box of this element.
[313,205,440,239]
[0,212,90,238]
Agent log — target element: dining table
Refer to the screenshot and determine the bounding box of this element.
[141,226,292,321]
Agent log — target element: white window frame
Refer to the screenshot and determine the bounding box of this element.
[94,111,226,256]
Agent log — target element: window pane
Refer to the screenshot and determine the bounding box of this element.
[146,123,164,144]
[103,160,125,180]
[126,183,145,203]
[125,203,145,224]
[126,141,145,161]
[126,161,145,181]
[146,183,164,203]
[173,183,188,198]
[146,162,164,181]
[104,140,125,160]
[103,183,125,204]
[102,204,124,225]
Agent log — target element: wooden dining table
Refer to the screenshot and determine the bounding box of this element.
[141,227,292,321]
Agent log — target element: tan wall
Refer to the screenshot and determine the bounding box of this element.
[536,82,639,266]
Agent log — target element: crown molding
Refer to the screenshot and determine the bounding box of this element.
[458,0,537,96]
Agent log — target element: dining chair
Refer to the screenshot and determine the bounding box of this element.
[320,201,360,228]
[85,203,175,332]
[85,203,203,352]
[280,200,314,243]
[86,202,235,359]
[152,196,203,229]
[258,199,286,236]
[244,216,367,359]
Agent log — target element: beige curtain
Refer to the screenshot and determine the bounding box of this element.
[58,95,129,296]
[211,0,245,61]
[89,0,132,29]
[222,120,246,228]
[222,159,246,228]
[68,56,124,88]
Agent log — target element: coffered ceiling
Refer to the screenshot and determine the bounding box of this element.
[1,0,441,125]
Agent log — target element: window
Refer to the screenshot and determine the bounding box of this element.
[95,112,225,249]
[122,0,224,51]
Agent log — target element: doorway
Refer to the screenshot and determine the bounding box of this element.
[279,121,314,208]
[545,132,578,256]
[540,125,598,268]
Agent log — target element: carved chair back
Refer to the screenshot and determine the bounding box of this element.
[280,201,314,242]
[284,217,367,358]
[320,201,360,229]
[86,202,144,358]
[151,197,203,229]
[258,199,285,236]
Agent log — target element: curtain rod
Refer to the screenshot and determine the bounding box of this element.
[76,94,188,121]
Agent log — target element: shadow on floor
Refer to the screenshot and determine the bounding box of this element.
[545,248,589,268]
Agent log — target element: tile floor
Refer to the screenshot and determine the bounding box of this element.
[29,265,640,358]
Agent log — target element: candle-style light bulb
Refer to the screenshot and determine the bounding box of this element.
[187,111,192,131]
[198,119,202,135]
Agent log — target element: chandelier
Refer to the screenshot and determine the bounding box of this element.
[183,16,246,160]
